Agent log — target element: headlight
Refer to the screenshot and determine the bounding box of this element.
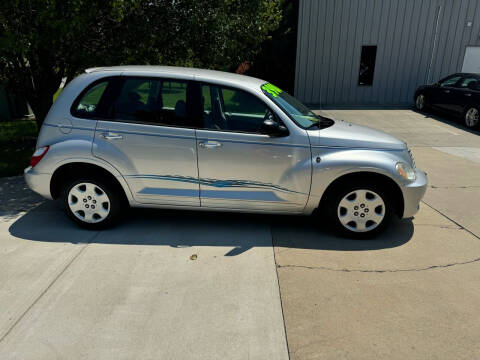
[396,162,416,181]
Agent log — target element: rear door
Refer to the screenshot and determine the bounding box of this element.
[92,76,200,206]
[195,83,311,212]
[451,76,480,115]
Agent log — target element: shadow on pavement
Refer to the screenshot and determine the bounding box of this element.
[0,176,44,221]
[413,108,480,136]
[9,201,414,255]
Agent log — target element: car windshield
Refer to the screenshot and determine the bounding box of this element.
[261,83,333,129]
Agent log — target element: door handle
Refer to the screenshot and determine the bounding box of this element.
[443,90,450,93]
[101,132,123,140]
[198,141,222,149]
[465,93,472,97]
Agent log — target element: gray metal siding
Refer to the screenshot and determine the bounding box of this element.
[295,0,480,106]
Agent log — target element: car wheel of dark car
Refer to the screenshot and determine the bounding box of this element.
[415,94,426,111]
[463,106,479,129]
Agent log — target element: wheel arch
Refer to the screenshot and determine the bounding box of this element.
[50,161,132,205]
[318,171,404,218]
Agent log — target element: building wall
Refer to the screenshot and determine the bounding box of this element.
[295,0,480,107]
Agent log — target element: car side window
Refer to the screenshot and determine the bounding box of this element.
[111,77,191,127]
[72,81,109,117]
[200,84,272,133]
[457,77,479,89]
[439,75,461,87]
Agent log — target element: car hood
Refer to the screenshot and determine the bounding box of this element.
[309,119,406,150]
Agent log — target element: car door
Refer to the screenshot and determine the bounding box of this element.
[92,76,200,206]
[195,82,311,212]
[430,74,462,112]
[451,76,480,115]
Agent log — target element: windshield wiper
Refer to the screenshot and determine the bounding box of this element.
[307,116,334,129]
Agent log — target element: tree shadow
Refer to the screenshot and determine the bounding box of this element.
[8,201,414,256]
[0,176,44,221]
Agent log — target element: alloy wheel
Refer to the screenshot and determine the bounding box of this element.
[415,94,425,110]
[465,107,479,128]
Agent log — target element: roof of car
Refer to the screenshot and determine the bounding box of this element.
[84,65,266,89]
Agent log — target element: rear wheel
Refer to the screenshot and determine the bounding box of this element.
[464,106,479,129]
[415,94,426,111]
[326,184,393,238]
[62,177,122,229]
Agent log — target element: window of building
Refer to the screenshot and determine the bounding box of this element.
[358,46,377,86]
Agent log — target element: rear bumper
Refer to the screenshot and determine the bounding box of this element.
[401,169,428,218]
[24,166,53,199]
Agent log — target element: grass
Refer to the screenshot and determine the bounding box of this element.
[0,119,37,177]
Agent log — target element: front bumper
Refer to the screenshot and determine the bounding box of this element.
[24,166,53,199]
[401,169,428,218]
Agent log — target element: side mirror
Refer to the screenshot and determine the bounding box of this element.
[260,119,289,137]
[433,82,440,87]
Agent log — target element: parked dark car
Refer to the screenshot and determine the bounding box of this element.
[414,73,480,129]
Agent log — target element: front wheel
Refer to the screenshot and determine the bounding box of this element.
[62,177,122,229]
[463,106,479,129]
[327,185,393,238]
[415,93,426,111]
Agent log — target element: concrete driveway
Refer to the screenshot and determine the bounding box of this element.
[276,108,480,359]
[0,108,479,359]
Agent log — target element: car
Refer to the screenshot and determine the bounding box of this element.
[414,73,480,129]
[24,66,427,237]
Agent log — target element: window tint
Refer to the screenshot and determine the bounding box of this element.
[358,46,377,86]
[111,78,190,126]
[200,84,270,132]
[439,75,461,87]
[74,81,108,116]
[457,77,479,89]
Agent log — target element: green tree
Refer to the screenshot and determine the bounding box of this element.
[0,0,281,127]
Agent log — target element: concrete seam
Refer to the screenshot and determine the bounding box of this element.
[421,200,480,241]
[271,227,291,360]
[276,256,480,274]
[0,232,99,344]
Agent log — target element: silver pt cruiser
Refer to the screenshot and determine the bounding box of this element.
[25,66,427,237]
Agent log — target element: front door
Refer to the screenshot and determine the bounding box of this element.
[195,83,311,211]
[93,76,200,206]
[431,74,462,112]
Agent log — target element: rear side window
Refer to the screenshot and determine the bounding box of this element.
[457,77,479,89]
[72,81,108,117]
[111,77,190,126]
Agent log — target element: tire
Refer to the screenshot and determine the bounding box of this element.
[325,183,393,238]
[61,176,123,229]
[463,106,479,129]
[414,93,427,111]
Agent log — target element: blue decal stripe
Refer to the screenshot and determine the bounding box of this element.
[138,188,283,202]
[139,188,199,197]
[126,174,305,195]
